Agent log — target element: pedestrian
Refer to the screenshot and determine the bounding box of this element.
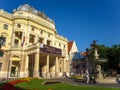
[85,70,90,84]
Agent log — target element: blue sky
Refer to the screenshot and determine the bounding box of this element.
[0,0,120,51]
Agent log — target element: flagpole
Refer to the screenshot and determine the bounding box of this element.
[19,33,25,78]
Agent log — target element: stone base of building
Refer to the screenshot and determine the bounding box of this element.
[0,72,8,78]
[0,71,69,79]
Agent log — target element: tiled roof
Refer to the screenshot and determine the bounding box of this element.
[72,52,87,60]
[80,52,87,57]
[68,41,74,53]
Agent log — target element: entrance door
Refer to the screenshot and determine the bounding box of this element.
[28,60,34,77]
[28,55,34,77]
[10,66,18,77]
[39,64,43,77]
[10,61,19,77]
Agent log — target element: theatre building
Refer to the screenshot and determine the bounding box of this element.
[0,4,69,78]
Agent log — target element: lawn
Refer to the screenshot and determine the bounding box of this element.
[14,79,120,90]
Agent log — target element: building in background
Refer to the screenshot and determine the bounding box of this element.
[72,52,87,75]
[68,41,79,76]
[0,4,69,78]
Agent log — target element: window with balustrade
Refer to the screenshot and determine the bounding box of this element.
[14,39,19,47]
[0,63,2,71]
[3,24,8,30]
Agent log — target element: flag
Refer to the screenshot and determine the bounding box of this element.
[21,36,25,47]
[40,44,44,48]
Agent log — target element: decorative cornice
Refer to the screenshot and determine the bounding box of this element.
[12,15,56,33]
[0,9,12,20]
[56,35,68,42]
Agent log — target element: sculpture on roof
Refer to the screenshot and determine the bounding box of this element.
[13,4,54,23]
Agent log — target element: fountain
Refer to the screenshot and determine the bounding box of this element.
[90,40,107,80]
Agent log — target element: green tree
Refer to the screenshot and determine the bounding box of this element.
[88,44,108,71]
[107,44,120,73]
[97,45,108,58]
[88,44,120,73]
[88,44,108,59]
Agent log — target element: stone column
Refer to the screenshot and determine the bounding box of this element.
[34,53,39,77]
[55,57,58,77]
[63,58,66,72]
[35,35,39,44]
[7,60,12,79]
[24,55,29,77]
[43,39,47,45]
[46,55,50,78]
[19,54,24,78]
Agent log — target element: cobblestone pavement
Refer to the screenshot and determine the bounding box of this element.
[47,78,120,88]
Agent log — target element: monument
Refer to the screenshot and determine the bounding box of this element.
[90,40,104,80]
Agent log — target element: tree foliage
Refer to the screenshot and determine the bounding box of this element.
[88,44,108,59]
[88,44,120,73]
[107,44,120,72]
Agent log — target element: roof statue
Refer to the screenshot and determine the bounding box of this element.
[14,4,54,24]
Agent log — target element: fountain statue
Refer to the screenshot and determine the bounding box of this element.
[90,40,103,79]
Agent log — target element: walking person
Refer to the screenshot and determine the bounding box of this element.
[85,70,90,84]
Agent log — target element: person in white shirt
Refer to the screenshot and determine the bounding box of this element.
[85,70,90,84]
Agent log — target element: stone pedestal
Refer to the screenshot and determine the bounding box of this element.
[96,65,103,79]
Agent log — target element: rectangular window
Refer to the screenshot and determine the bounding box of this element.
[60,68,61,72]
[48,33,50,37]
[47,40,51,46]
[40,30,43,34]
[0,36,6,46]
[14,39,19,47]
[59,43,61,47]
[60,61,61,64]
[64,45,66,48]
[38,38,43,43]
[0,63,2,71]
[29,35,35,44]
[18,12,23,14]
[3,24,8,30]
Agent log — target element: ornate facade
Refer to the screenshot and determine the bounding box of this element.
[0,4,69,78]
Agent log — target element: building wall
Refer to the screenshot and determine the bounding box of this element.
[68,41,79,76]
[0,4,69,78]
